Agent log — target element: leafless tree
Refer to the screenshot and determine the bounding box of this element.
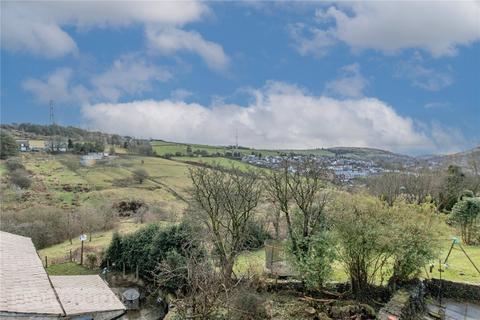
[189,166,262,282]
[154,243,225,319]
[263,159,329,257]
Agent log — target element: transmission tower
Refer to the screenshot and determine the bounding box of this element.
[49,100,55,125]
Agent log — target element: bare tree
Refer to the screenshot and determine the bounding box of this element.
[155,250,225,320]
[189,166,262,282]
[264,159,329,256]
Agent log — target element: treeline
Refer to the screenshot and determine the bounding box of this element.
[2,123,128,146]
[366,165,480,211]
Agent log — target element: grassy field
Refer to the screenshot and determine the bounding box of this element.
[234,239,480,284]
[173,156,259,171]
[38,219,145,262]
[4,153,192,211]
[151,140,281,157]
[46,262,98,275]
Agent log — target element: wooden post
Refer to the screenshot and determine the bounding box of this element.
[123,262,126,278]
[136,264,139,280]
[80,240,84,265]
[45,256,48,268]
[69,250,72,262]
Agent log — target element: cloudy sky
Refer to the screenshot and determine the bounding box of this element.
[1,1,479,154]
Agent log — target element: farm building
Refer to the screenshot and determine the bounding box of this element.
[0,231,126,319]
[15,139,30,152]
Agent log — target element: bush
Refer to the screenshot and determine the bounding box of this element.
[288,232,336,291]
[0,131,18,159]
[86,253,98,269]
[451,197,480,244]
[132,168,149,183]
[230,290,268,320]
[5,158,25,171]
[10,169,32,189]
[241,220,272,250]
[388,200,442,287]
[104,222,202,290]
[331,194,391,297]
[0,206,69,249]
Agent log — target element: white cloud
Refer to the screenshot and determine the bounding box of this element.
[81,81,440,153]
[424,102,451,109]
[23,55,171,103]
[325,63,368,98]
[1,1,209,58]
[295,2,480,57]
[146,27,230,71]
[22,68,90,105]
[396,60,453,91]
[170,89,194,101]
[430,122,467,154]
[288,23,335,57]
[91,55,172,102]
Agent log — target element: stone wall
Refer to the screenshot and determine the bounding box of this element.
[424,279,480,302]
[377,282,425,320]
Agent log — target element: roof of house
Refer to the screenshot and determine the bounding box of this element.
[0,231,64,316]
[0,231,125,317]
[50,275,125,316]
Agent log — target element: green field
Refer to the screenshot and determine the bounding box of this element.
[3,153,192,212]
[151,140,281,157]
[173,156,259,171]
[46,262,98,275]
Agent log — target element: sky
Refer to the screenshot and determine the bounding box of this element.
[1,1,479,155]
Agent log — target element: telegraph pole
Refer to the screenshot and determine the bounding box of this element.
[49,100,55,125]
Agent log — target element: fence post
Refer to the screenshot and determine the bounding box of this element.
[80,240,84,265]
[45,256,48,268]
[69,250,72,262]
[123,262,126,278]
[136,264,139,280]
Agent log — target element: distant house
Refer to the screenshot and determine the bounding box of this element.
[29,139,47,151]
[15,139,29,152]
[45,139,68,152]
[0,231,126,319]
[80,152,105,166]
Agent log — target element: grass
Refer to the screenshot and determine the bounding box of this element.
[151,140,281,157]
[234,249,265,275]
[38,219,145,262]
[173,156,259,171]
[0,162,6,177]
[46,262,98,275]
[421,239,480,284]
[235,239,480,284]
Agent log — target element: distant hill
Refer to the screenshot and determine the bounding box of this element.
[3,122,477,169]
[421,146,480,172]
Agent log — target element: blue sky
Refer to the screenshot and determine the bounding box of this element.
[1,1,479,155]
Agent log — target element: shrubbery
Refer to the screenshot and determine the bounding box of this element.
[9,169,32,189]
[331,193,442,296]
[241,220,272,250]
[0,204,117,249]
[0,206,70,249]
[5,158,25,171]
[451,195,480,244]
[132,168,149,183]
[0,131,18,159]
[104,223,202,290]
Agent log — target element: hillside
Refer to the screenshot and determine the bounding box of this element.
[3,122,478,169]
[422,146,480,172]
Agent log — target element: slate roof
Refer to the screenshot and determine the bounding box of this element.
[50,275,125,316]
[0,231,125,318]
[0,231,64,316]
